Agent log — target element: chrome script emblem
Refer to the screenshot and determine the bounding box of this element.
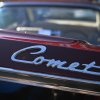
[11,45,100,76]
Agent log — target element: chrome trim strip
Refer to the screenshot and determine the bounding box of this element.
[0,77,100,96]
[0,67,99,85]
[0,66,100,96]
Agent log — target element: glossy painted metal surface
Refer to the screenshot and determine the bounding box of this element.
[0,30,100,52]
[0,30,100,96]
[7,0,90,3]
[0,2,100,11]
